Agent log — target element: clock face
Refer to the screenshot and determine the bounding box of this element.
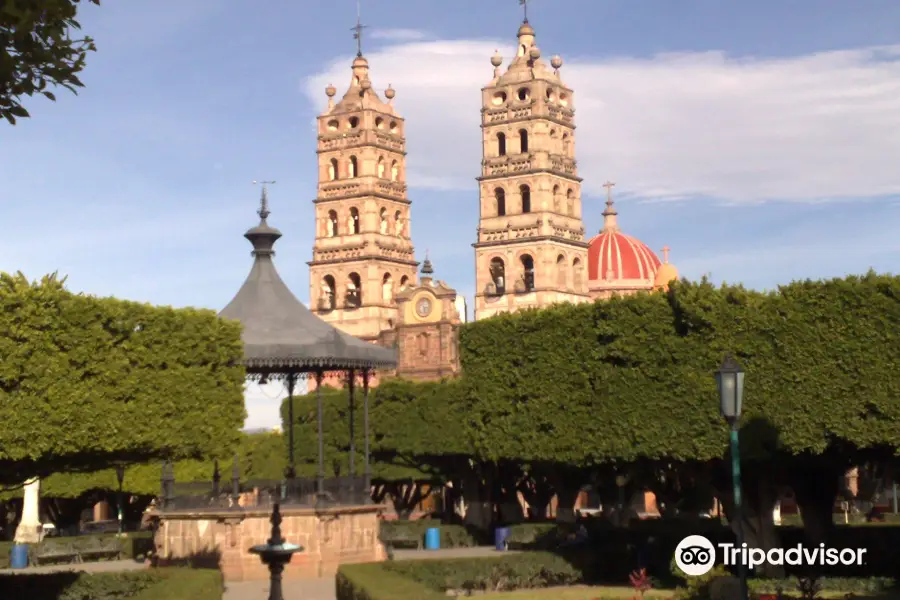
[415,297,432,317]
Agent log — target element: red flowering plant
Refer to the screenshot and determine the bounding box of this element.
[630,568,653,600]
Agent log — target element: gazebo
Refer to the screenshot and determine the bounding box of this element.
[150,184,394,581]
[218,183,398,505]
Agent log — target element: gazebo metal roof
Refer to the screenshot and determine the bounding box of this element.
[219,187,398,373]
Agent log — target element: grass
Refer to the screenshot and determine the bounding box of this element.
[482,587,674,599]
[479,587,900,600]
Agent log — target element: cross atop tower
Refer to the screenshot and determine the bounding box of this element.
[519,0,530,23]
[602,181,616,212]
[661,246,671,263]
[351,0,367,57]
[602,180,615,199]
[252,180,276,219]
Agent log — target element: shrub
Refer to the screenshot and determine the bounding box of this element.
[379,520,478,548]
[0,567,222,600]
[337,563,443,600]
[383,553,580,593]
[337,553,582,599]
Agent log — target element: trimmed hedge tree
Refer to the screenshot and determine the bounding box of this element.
[0,272,247,485]
[459,273,900,561]
[460,273,900,463]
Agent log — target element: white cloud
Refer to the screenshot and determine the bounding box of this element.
[305,40,900,203]
[369,28,428,42]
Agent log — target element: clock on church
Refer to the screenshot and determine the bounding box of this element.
[415,296,432,317]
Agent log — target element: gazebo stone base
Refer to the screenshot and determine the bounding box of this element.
[150,504,385,581]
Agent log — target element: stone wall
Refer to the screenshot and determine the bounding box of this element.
[152,505,385,581]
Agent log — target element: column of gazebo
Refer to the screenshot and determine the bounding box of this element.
[308,368,372,506]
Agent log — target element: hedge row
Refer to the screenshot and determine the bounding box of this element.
[459,274,900,464]
[337,553,580,600]
[504,520,900,579]
[0,567,222,600]
[379,520,480,548]
[0,531,154,568]
[336,551,896,600]
[0,272,247,485]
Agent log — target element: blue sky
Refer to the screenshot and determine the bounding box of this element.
[2,0,899,429]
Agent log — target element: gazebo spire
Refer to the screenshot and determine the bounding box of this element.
[246,181,281,257]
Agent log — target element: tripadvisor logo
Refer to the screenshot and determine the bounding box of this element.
[674,535,867,576]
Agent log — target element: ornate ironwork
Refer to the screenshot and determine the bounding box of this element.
[159,474,370,512]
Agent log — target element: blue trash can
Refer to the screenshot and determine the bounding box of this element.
[494,527,510,551]
[424,527,440,550]
[10,544,28,569]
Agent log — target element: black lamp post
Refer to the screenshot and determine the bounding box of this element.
[715,354,747,600]
[115,466,125,535]
[249,503,303,600]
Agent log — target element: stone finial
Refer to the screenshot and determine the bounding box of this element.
[385,84,395,102]
[529,46,541,60]
[551,55,562,72]
[325,84,336,97]
[491,50,503,68]
[360,78,371,90]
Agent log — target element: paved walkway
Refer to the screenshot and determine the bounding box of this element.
[224,578,336,600]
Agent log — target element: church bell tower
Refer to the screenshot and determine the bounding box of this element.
[308,20,418,341]
[472,14,590,321]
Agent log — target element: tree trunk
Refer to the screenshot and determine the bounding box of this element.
[388,480,424,520]
[714,458,785,578]
[461,463,493,531]
[791,458,842,548]
[550,467,584,524]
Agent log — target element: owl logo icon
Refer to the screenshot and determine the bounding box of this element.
[674,535,716,576]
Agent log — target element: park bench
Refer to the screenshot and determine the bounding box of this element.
[379,528,423,550]
[30,539,81,566]
[75,536,124,561]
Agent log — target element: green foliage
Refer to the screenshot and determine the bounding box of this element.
[383,553,581,593]
[337,553,582,599]
[379,519,478,548]
[1,0,100,124]
[0,567,223,600]
[0,272,246,485]
[0,432,287,501]
[337,562,443,600]
[459,273,900,465]
[283,378,471,481]
[672,563,732,600]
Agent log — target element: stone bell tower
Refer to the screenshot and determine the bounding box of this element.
[308,26,418,341]
[472,15,590,321]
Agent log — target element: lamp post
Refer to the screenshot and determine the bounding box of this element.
[115,466,125,535]
[715,354,747,600]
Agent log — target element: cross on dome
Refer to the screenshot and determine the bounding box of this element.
[601,181,619,231]
[351,0,367,57]
[519,0,530,23]
[661,246,671,263]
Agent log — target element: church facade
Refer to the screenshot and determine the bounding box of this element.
[308,16,678,385]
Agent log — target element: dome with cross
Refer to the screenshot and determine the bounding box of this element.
[587,182,668,297]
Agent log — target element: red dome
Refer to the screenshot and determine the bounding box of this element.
[587,229,661,282]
